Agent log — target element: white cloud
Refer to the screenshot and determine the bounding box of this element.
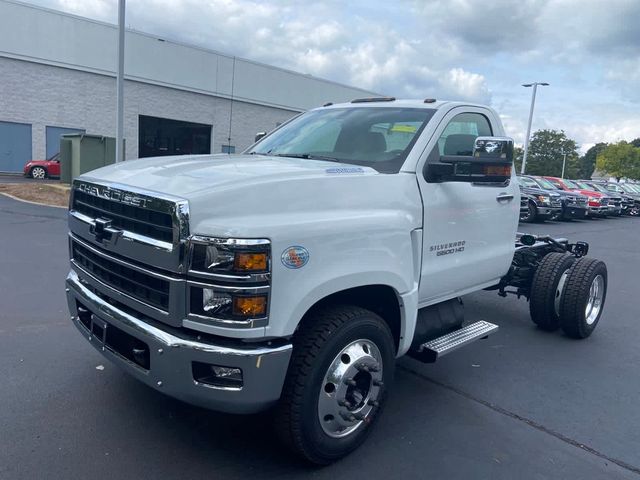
[20,0,640,148]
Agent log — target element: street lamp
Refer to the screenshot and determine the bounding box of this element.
[560,148,568,179]
[520,82,549,174]
[115,0,126,162]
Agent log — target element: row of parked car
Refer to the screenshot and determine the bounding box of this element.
[518,175,640,223]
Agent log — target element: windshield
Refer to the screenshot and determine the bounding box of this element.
[589,183,608,193]
[575,181,595,190]
[519,176,540,188]
[248,107,436,173]
[533,177,558,190]
[622,184,640,193]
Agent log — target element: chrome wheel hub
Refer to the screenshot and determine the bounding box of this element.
[32,168,45,179]
[585,275,604,325]
[318,339,383,438]
[554,270,570,316]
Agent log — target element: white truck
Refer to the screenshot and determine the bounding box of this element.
[65,98,607,464]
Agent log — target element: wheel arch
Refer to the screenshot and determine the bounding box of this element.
[296,284,405,355]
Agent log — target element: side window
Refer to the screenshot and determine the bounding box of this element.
[437,113,492,156]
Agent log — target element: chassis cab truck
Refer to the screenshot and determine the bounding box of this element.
[65,99,607,463]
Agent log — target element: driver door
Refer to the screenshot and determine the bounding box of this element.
[416,107,519,306]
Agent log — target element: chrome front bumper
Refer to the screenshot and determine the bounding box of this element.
[66,270,292,414]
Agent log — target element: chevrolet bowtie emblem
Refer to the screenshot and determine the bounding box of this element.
[91,218,116,243]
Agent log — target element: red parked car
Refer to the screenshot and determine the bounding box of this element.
[543,176,608,216]
[23,152,61,179]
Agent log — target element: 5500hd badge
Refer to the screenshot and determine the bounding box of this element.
[430,240,466,257]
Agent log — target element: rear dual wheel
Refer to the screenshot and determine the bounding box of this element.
[530,253,607,338]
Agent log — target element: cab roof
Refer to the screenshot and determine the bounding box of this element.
[317,98,490,111]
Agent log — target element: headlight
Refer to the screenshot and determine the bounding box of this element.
[190,237,270,274]
[537,195,550,204]
[188,237,271,325]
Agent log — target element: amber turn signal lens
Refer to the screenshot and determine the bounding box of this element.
[233,296,267,317]
[483,165,511,176]
[234,252,268,271]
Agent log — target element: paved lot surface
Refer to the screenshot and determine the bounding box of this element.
[1,195,639,479]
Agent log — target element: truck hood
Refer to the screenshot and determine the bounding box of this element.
[81,154,377,197]
[80,154,423,238]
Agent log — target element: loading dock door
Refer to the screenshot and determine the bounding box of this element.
[0,121,32,173]
[139,115,212,158]
[46,126,85,159]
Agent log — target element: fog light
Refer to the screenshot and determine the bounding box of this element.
[203,289,232,314]
[233,296,267,316]
[193,362,243,389]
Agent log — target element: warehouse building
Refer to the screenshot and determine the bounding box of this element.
[0,0,375,173]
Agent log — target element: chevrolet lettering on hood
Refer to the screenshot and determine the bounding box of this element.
[77,182,147,208]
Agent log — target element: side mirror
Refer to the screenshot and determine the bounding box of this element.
[425,136,514,184]
[255,132,267,143]
[472,137,514,163]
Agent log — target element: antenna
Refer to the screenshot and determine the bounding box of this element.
[227,56,236,152]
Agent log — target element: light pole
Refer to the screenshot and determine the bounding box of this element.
[520,82,549,174]
[115,0,126,162]
[560,148,568,178]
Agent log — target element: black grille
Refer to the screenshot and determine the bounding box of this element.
[600,198,609,206]
[73,241,170,310]
[73,190,174,243]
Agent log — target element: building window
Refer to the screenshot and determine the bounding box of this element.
[221,145,236,154]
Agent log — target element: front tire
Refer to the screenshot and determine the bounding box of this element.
[559,258,607,339]
[521,202,537,223]
[274,305,395,464]
[30,166,47,179]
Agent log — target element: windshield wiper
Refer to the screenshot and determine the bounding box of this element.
[270,153,342,162]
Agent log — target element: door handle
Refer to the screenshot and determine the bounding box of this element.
[496,193,514,202]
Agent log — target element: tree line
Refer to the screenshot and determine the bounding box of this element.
[514,129,640,180]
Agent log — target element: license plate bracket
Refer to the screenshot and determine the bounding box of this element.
[90,314,108,350]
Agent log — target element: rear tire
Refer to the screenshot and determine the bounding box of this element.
[559,258,607,339]
[529,253,575,331]
[274,305,395,465]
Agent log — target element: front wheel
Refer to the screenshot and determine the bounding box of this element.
[31,166,47,179]
[274,305,395,464]
[521,202,537,223]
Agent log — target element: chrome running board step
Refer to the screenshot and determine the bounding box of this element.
[408,320,498,363]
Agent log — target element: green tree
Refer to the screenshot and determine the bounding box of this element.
[523,129,580,178]
[578,142,607,179]
[513,145,524,173]
[631,138,640,148]
[596,141,640,180]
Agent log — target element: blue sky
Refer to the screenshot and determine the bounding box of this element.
[27,0,640,152]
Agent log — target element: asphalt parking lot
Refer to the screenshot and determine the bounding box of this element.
[1,195,639,480]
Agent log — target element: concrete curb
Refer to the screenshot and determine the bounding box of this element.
[0,192,67,209]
